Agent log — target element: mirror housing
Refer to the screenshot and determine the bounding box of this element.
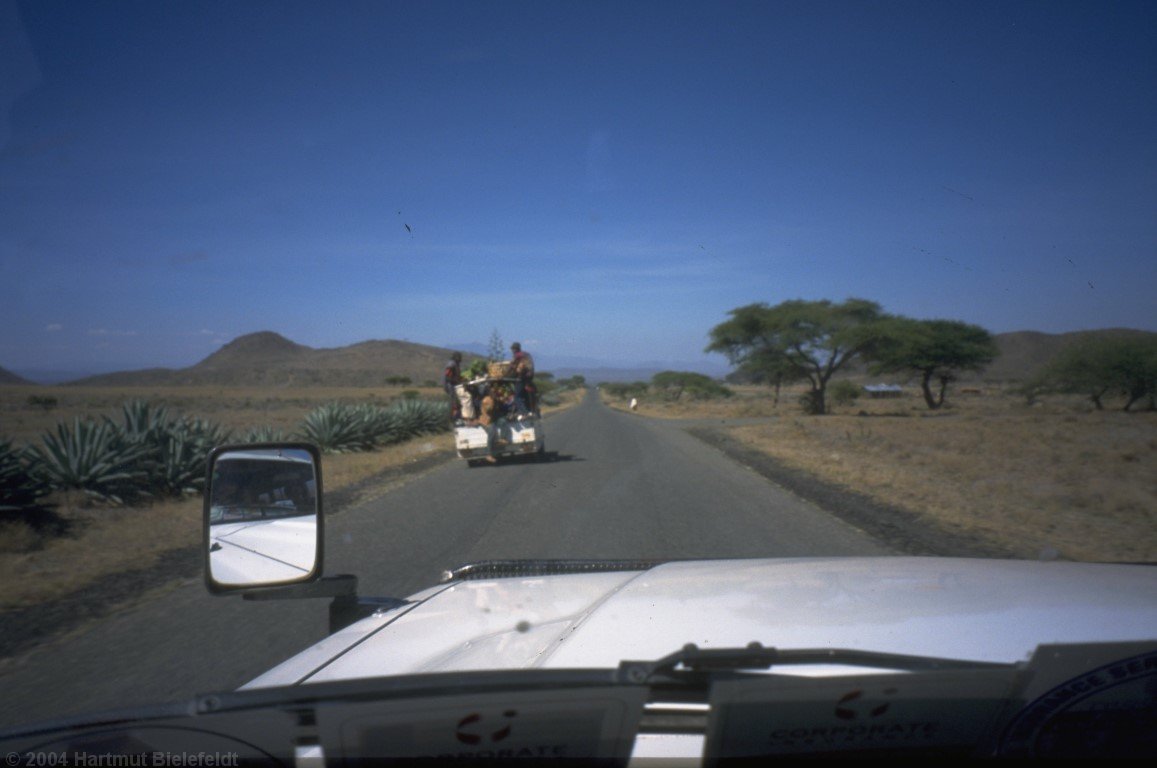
[203,443,323,595]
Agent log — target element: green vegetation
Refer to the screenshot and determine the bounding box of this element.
[867,318,998,410]
[1030,336,1157,411]
[650,371,733,401]
[600,373,730,404]
[384,375,413,386]
[27,418,152,505]
[2,395,451,514]
[27,395,58,411]
[707,298,884,415]
[1,439,50,515]
[828,379,862,409]
[601,381,650,400]
[297,399,449,453]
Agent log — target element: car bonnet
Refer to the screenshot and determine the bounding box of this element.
[243,557,1157,688]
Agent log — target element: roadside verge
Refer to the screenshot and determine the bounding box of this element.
[685,426,1020,560]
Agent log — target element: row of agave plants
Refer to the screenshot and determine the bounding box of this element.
[1,398,449,513]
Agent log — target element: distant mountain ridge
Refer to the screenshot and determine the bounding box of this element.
[0,365,32,385]
[4,328,1153,387]
[64,332,479,388]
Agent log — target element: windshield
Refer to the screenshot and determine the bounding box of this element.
[1,0,1154,751]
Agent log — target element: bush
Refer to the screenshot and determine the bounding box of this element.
[798,391,823,415]
[27,395,58,411]
[829,380,861,408]
[651,371,732,401]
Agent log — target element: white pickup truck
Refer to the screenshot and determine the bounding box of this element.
[452,376,545,465]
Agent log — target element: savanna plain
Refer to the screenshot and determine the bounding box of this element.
[2,382,1154,615]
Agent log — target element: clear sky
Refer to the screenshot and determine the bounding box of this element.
[2,0,1154,376]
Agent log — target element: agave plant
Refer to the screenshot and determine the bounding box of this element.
[296,402,378,453]
[0,438,51,515]
[389,399,450,437]
[102,400,230,497]
[27,418,151,504]
[110,399,173,447]
[241,425,287,444]
[149,417,231,497]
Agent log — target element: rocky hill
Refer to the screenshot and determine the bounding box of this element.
[67,332,481,388]
[0,366,33,385]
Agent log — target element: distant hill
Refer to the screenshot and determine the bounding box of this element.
[979,328,1156,383]
[68,332,483,388]
[0,365,34,385]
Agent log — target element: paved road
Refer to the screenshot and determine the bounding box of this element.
[0,391,891,729]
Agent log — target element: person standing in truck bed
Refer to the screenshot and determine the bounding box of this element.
[510,341,536,416]
[443,351,463,422]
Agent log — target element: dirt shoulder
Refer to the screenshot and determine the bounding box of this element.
[685,426,1018,559]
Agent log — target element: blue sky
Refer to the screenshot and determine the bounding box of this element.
[2,0,1154,377]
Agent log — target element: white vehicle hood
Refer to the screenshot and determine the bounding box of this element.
[244,557,1157,688]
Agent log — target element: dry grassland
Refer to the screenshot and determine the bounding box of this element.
[0,385,584,609]
[607,386,1157,562]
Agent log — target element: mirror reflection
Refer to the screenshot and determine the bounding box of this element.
[207,447,319,588]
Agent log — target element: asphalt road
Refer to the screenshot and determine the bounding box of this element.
[0,391,892,730]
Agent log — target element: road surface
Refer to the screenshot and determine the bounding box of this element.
[0,391,892,729]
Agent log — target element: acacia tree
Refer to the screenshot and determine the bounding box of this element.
[1033,336,1157,411]
[706,298,884,415]
[734,348,801,407]
[866,318,998,410]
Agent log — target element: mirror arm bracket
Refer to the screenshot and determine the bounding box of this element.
[242,574,358,602]
[242,575,409,634]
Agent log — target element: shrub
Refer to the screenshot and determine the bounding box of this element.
[829,380,862,408]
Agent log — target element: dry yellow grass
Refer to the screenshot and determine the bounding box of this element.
[605,386,1157,562]
[0,386,584,609]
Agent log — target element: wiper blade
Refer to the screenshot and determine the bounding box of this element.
[442,558,666,582]
[619,642,1014,684]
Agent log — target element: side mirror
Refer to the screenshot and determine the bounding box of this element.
[203,443,323,594]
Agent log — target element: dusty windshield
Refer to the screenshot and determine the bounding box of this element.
[1,0,1154,732]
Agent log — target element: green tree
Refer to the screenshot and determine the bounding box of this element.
[487,328,505,361]
[867,318,998,410]
[706,298,884,415]
[1033,336,1157,411]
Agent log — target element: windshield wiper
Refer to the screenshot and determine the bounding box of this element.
[619,642,1015,684]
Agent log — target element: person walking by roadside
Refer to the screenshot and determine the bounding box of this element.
[509,342,536,416]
